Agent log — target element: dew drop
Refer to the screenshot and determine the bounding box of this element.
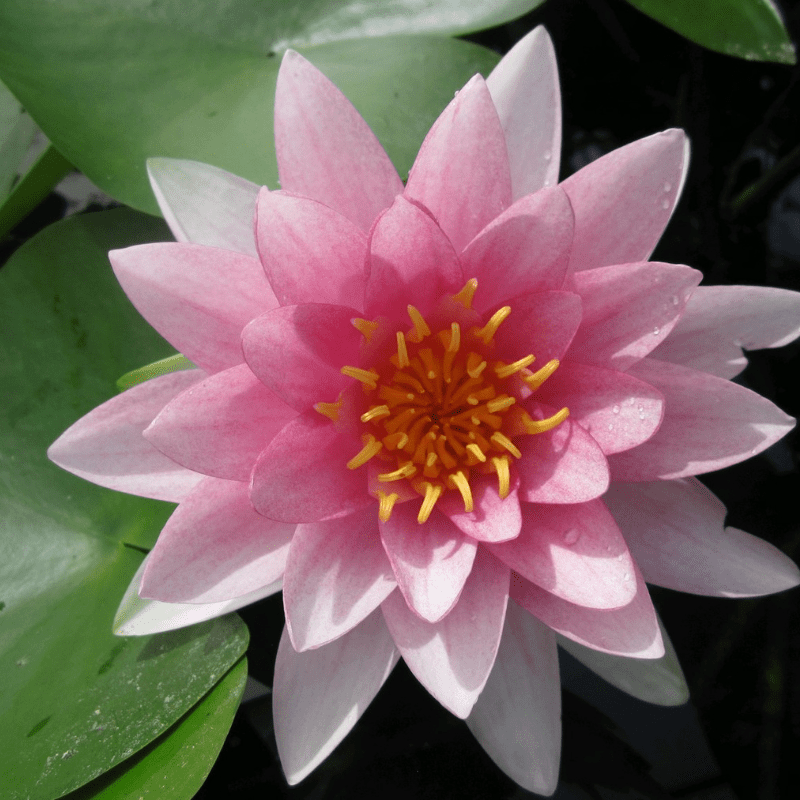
[653,326,660,336]
[623,571,632,582]
[612,404,620,414]
[661,198,670,210]
[663,182,672,192]
[563,528,580,545]
[671,294,680,306]
[543,150,552,161]
[607,423,613,431]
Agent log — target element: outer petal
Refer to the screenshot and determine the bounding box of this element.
[460,187,574,313]
[110,243,277,374]
[364,196,462,319]
[562,129,690,273]
[533,362,665,455]
[381,547,508,719]
[145,364,298,482]
[250,410,371,523]
[466,601,561,796]
[146,158,259,256]
[610,358,796,480]
[379,502,477,623]
[273,609,399,785]
[48,370,204,502]
[140,477,293,603]
[652,285,800,379]
[405,75,512,253]
[490,500,637,609]
[242,304,362,410]
[568,262,702,371]
[604,478,800,596]
[254,189,368,308]
[283,507,396,651]
[274,50,403,232]
[114,554,281,636]
[516,410,610,504]
[512,564,664,658]
[486,26,561,199]
[438,473,522,543]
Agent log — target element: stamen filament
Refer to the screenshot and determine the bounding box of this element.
[315,398,343,422]
[396,331,410,368]
[407,305,431,342]
[383,431,409,450]
[452,278,478,309]
[449,470,474,512]
[341,365,379,389]
[487,395,516,414]
[490,431,522,458]
[375,490,400,522]
[418,482,444,523]
[524,359,560,391]
[466,352,487,378]
[466,443,487,463]
[473,306,511,344]
[492,455,511,498]
[522,407,570,433]
[347,435,383,469]
[495,354,535,379]
[361,405,390,423]
[352,317,379,341]
[378,462,417,482]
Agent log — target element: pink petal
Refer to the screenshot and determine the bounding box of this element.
[379,503,477,623]
[562,129,690,273]
[114,555,282,636]
[652,285,800,379]
[466,601,561,796]
[274,50,403,232]
[490,500,637,609]
[272,610,399,785]
[405,75,511,253]
[140,477,293,603]
[493,290,583,364]
[146,158,259,256]
[438,473,522,543]
[516,410,610,504]
[568,262,702,371]
[254,189,368,308]
[512,564,664,658]
[486,26,561,199]
[48,370,205,502]
[242,304,361,410]
[381,547,508,718]
[610,358,796,480]
[283,507,396,651]
[145,364,297,482]
[250,410,372,523]
[364,196,463,319]
[533,361,665,454]
[110,243,277,374]
[460,187,574,313]
[605,478,800,596]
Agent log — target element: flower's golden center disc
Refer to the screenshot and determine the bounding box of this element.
[317,279,569,524]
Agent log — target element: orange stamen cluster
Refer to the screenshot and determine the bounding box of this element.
[323,280,568,524]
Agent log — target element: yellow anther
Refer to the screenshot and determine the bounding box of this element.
[435,436,458,469]
[466,443,487,463]
[473,306,511,344]
[384,407,418,434]
[347,435,383,469]
[341,365,379,389]
[315,397,343,422]
[490,431,522,459]
[492,455,511,498]
[522,407,570,434]
[495,354,536,379]
[419,348,438,381]
[378,462,417,482]
[446,322,461,353]
[375,490,400,522]
[352,317,379,341]
[361,405,391,423]
[396,331,410,368]
[467,394,480,406]
[524,359,560,392]
[452,278,478,309]
[466,352,487,378]
[383,431,409,450]
[487,395,516,414]
[418,482,444,523]
[449,471,474,513]
[407,305,431,342]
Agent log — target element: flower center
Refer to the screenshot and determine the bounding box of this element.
[317,280,568,524]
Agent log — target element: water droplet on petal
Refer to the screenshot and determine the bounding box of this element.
[623,571,632,582]
[612,404,620,414]
[653,326,660,336]
[671,294,680,305]
[543,150,552,161]
[607,423,613,431]
[661,198,670,210]
[563,528,580,545]
[663,182,672,192]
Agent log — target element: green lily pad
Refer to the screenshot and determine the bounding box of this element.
[625,0,796,64]
[63,658,248,800]
[0,1,501,214]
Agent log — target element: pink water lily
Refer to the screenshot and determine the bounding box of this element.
[48,27,800,795]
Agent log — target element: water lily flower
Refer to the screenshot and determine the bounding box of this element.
[48,26,800,795]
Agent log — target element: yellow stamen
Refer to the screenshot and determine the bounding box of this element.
[473,306,511,344]
[418,482,444,523]
[492,455,511,498]
[521,407,570,434]
[407,305,431,342]
[383,431,409,450]
[341,365,379,389]
[449,471,474,512]
[487,395,515,414]
[361,405,391,423]
[452,278,478,309]
[466,443,487,463]
[375,490,400,522]
[394,331,409,369]
[490,431,522,459]
[524,359,560,391]
[435,436,458,469]
[495,354,536,379]
[347,435,383,469]
[466,352,487,379]
[352,317,380,341]
[378,462,417,482]
[315,398,343,422]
